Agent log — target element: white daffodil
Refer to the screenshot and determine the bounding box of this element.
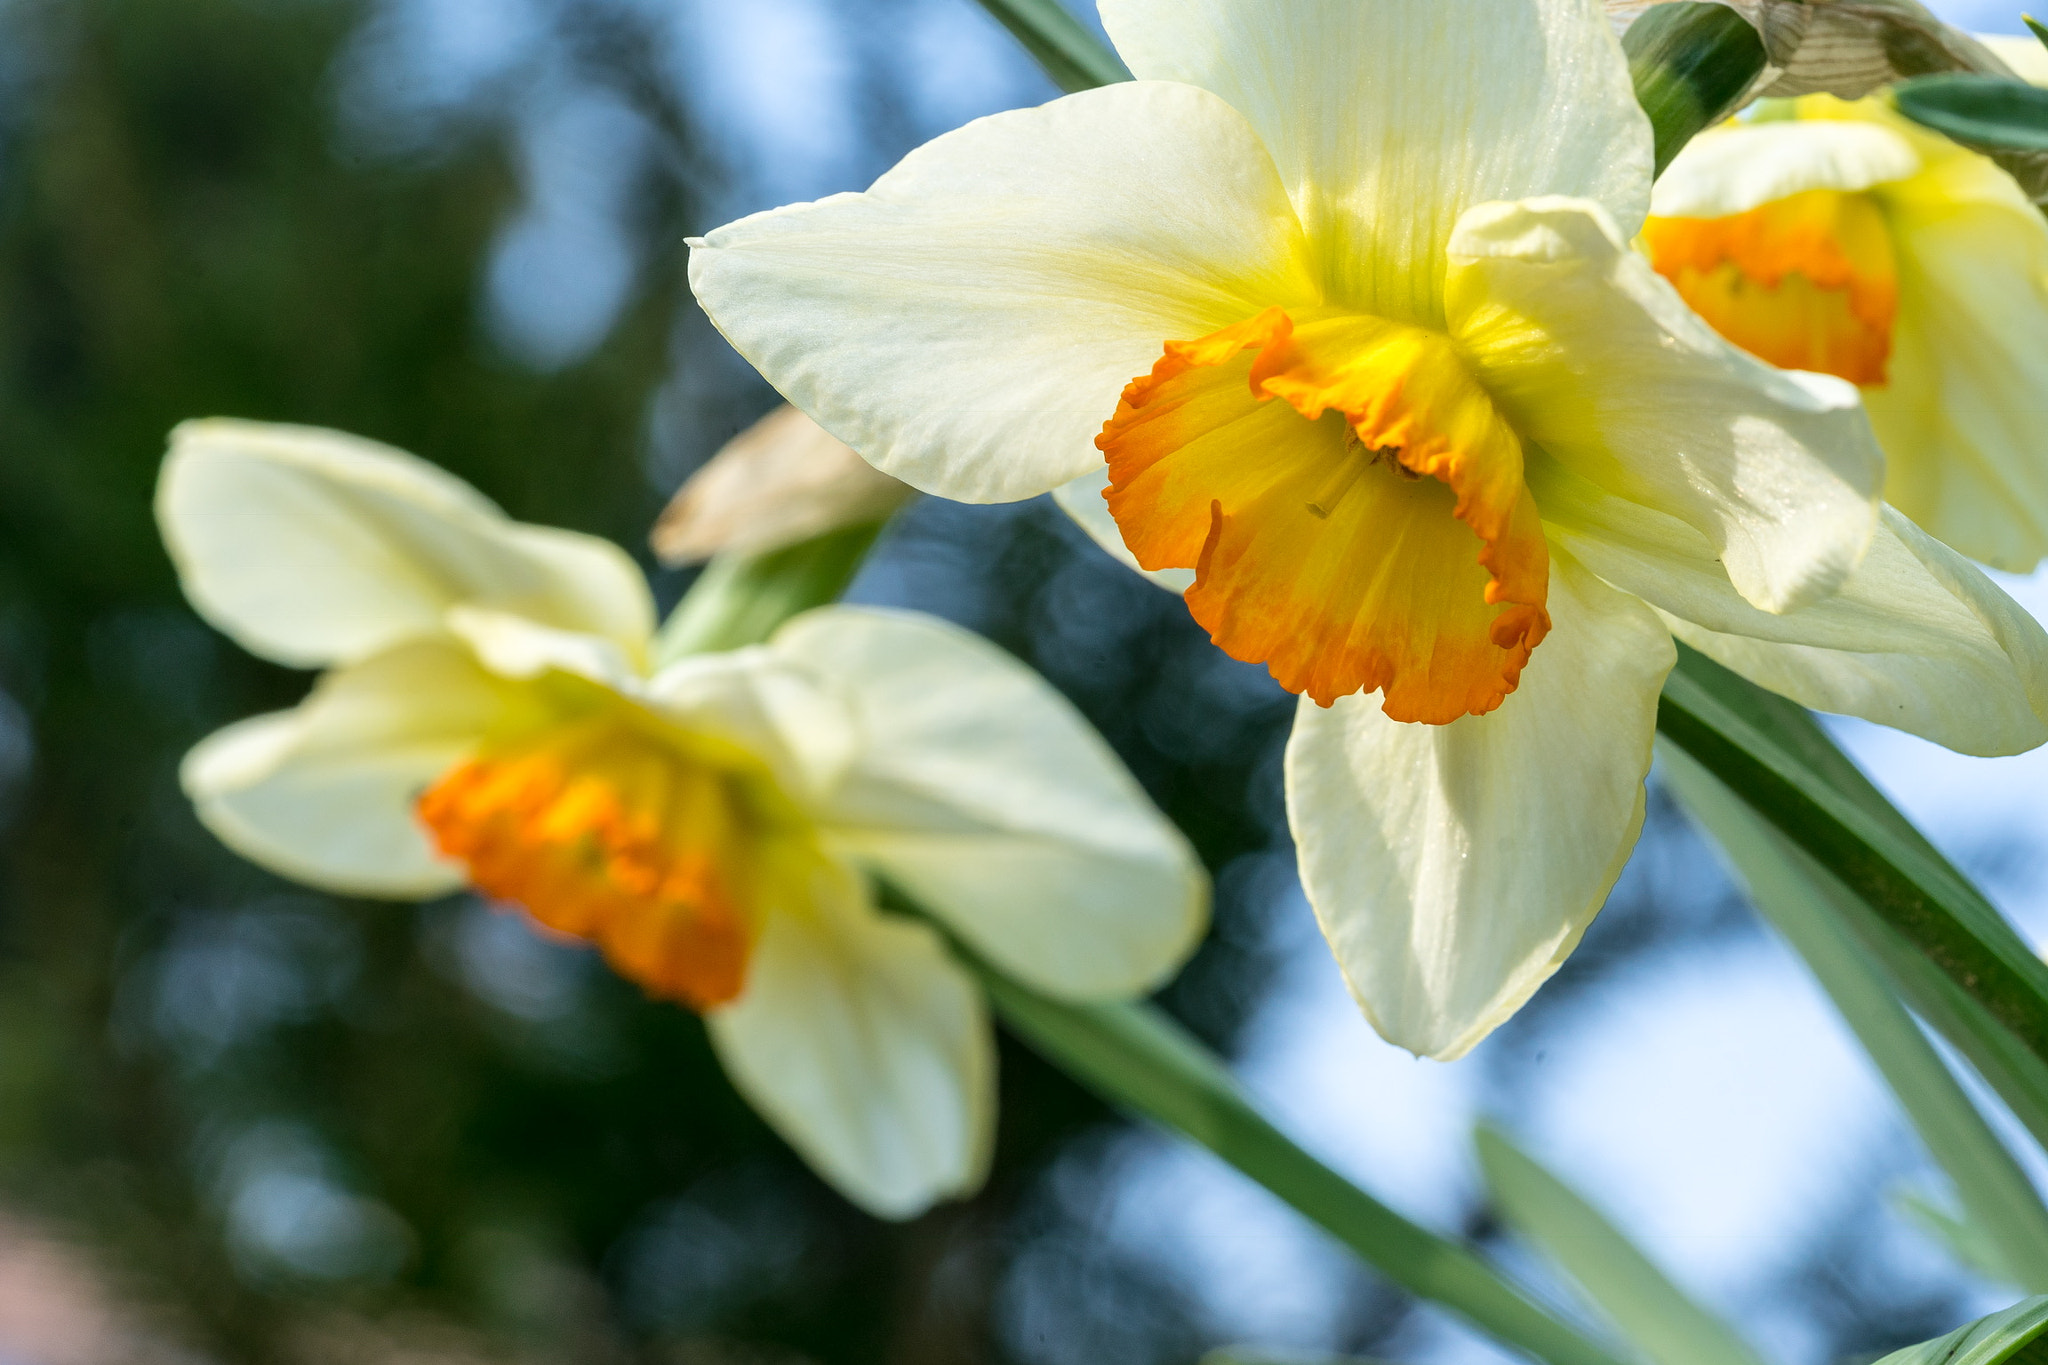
[688,0,2048,1060]
[1645,94,2048,570]
[160,419,1206,1218]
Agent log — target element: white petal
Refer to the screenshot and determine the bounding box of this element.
[1284,552,1673,1060]
[687,82,1318,503]
[1867,185,2048,571]
[1450,197,1881,613]
[445,606,642,690]
[181,640,527,897]
[1651,120,1919,218]
[707,870,992,1220]
[768,607,1207,1000]
[1546,468,2048,755]
[647,647,861,803]
[1050,469,1195,594]
[160,419,654,667]
[1981,34,2048,85]
[1100,0,1650,324]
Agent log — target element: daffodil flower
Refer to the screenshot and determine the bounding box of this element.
[687,0,2048,1059]
[1645,93,2048,570]
[160,419,1206,1217]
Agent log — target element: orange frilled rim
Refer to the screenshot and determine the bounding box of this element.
[417,711,806,1011]
[1643,188,1898,387]
[1098,306,1549,724]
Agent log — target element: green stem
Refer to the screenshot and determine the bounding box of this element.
[652,519,884,664]
[974,966,1627,1365]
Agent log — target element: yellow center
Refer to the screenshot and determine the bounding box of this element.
[415,707,815,1011]
[1099,305,1549,723]
[1642,188,1898,386]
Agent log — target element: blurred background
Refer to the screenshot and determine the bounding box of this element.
[0,0,2042,1361]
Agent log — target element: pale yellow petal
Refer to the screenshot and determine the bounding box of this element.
[1449,196,1881,614]
[1543,464,2048,755]
[1867,181,2048,571]
[1651,119,1919,218]
[181,640,533,897]
[688,82,1317,504]
[1285,551,1672,1060]
[1101,0,1650,325]
[707,867,992,1220]
[160,419,654,668]
[770,607,1208,1001]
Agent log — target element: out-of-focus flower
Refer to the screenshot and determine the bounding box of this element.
[689,0,2048,1060]
[160,420,1206,1217]
[1644,95,2048,569]
[651,404,914,566]
[1609,1,2048,199]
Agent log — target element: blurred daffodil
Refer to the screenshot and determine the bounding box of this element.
[1646,94,2048,569]
[159,419,1206,1217]
[689,0,2048,1059]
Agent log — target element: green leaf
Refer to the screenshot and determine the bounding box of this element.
[1654,644,2048,1080]
[1894,73,2048,153]
[651,518,884,665]
[1872,1296,2048,1365]
[963,962,1627,1365]
[1664,747,2048,1291]
[2026,15,2048,51]
[1623,1,1769,174]
[1476,1127,1765,1365]
[1895,1187,2027,1288]
[971,0,1129,94]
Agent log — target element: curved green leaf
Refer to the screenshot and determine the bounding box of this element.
[971,0,1129,94]
[1623,1,1770,173]
[1655,645,2048,1077]
[959,957,1627,1365]
[1477,1127,1765,1365]
[1873,1296,2048,1365]
[1894,73,2048,152]
[1664,747,2048,1291]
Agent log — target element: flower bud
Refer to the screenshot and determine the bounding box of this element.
[651,405,914,567]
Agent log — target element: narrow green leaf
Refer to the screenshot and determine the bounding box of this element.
[1476,1127,1765,1365]
[1896,1187,2027,1287]
[1655,644,2048,1075]
[1664,747,2048,1291]
[2027,15,2048,51]
[1872,1296,2048,1365]
[651,518,884,665]
[972,0,1129,94]
[965,963,1627,1365]
[1894,73,2048,153]
[1624,2,1769,174]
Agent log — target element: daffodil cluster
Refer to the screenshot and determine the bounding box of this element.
[689,0,2048,1060]
[160,419,1205,1218]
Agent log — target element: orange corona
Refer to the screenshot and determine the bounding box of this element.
[417,711,796,1011]
[1099,306,1549,722]
[1643,188,1899,386]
